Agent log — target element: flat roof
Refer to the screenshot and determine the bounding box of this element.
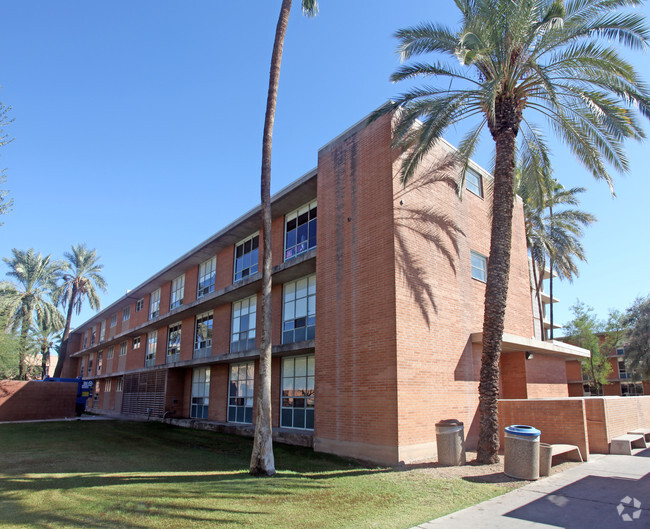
[471,332,590,360]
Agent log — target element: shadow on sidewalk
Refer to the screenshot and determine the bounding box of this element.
[505,472,650,528]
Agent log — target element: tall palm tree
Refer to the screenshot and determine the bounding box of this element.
[0,249,64,379]
[52,244,107,378]
[29,320,62,379]
[378,0,650,463]
[251,0,318,477]
[517,172,596,339]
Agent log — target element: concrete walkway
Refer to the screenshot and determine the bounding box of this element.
[414,451,650,528]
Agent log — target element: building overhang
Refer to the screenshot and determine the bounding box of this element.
[470,332,590,360]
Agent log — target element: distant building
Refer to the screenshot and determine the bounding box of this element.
[566,337,649,397]
[60,111,588,464]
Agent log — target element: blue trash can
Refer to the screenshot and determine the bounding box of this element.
[504,425,541,480]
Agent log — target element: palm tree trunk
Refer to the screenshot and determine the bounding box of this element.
[250,0,292,477]
[53,287,76,378]
[41,344,49,379]
[19,311,31,380]
[477,96,521,464]
[531,261,545,340]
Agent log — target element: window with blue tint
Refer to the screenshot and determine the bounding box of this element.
[234,234,259,282]
[465,168,483,197]
[281,355,314,430]
[285,200,317,261]
[197,256,216,297]
[145,331,157,367]
[190,367,210,419]
[231,295,257,352]
[283,275,316,344]
[471,251,488,282]
[228,362,254,424]
[150,288,161,319]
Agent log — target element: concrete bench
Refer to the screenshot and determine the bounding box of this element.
[628,428,650,442]
[610,434,647,455]
[539,444,583,476]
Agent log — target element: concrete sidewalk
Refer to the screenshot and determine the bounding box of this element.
[414,451,650,528]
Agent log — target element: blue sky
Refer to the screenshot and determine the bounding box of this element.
[1,1,649,333]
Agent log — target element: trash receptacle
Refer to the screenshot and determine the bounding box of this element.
[539,443,552,477]
[435,419,466,466]
[504,424,541,480]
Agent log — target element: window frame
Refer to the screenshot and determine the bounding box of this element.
[170,274,185,310]
[145,331,157,367]
[194,311,213,359]
[107,345,114,360]
[119,341,127,357]
[123,306,131,322]
[110,313,117,328]
[135,298,144,312]
[167,322,182,363]
[228,362,254,424]
[471,251,488,283]
[190,367,211,419]
[465,168,483,198]
[150,288,161,320]
[231,295,257,353]
[132,336,141,349]
[280,355,315,430]
[284,199,317,261]
[233,233,260,283]
[282,275,316,344]
[197,257,217,298]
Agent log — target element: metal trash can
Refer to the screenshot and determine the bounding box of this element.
[435,419,466,466]
[504,425,541,480]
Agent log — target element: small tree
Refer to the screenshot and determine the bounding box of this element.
[0,314,19,379]
[563,301,611,394]
[623,295,650,377]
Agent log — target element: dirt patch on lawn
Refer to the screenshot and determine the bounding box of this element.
[396,451,581,486]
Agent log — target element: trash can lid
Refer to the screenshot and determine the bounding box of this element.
[435,419,464,427]
[505,424,541,436]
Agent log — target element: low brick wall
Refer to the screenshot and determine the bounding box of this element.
[498,398,590,460]
[0,380,77,421]
[584,396,650,453]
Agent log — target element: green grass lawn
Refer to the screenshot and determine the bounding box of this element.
[0,420,517,529]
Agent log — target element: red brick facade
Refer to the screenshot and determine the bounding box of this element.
[61,111,584,464]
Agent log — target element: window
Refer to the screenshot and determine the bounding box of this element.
[116,377,123,392]
[80,357,86,377]
[145,331,157,367]
[100,321,106,342]
[283,275,316,344]
[107,346,114,360]
[194,311,213,359]
[471,251,488,282]
[93,385,100,404]
[618,359,630,380]
[234,233,259,282]
[622,382,644,397]
[123,306,130,321]
[170,274,185,310]
[465,168,483,198]
[285,200,317,261]
[150,288,161,319]
[90,328,96,346]
[110,313,117,328]
[87,356,93,376]
[281,355,315,430]
[229,362,254,423]
[104,378,112,392]
[82,332,88,349]
[191,367,210,419]
[198,257,217,298]
[135,298,144,312]
[119,341,127,357]
[97,351,103,374]
[616,347,625,356]
[133,336,141,349]
[231,295,257,352]
[167,323,182,363]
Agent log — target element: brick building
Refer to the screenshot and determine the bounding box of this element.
[61,111,588,464]
[567,339,649,397]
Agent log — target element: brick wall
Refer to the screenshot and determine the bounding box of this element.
[314,112,401,464]
[0,380,78,421]
[585,396,650,453]
[525,355,569,399]
[498,398,589,460]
